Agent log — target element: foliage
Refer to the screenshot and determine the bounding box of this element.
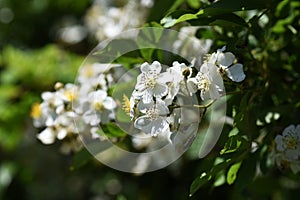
[0,0,300,199]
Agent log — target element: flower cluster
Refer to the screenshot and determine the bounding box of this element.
[31,63,119,153]
[32,46,245,153]
[84,0,153,41]
[129,48,245,141]
[272,124,300,174]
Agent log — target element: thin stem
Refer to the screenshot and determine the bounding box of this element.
[171,99,216,109]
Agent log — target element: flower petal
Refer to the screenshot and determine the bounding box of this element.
[153,83,168,98]
[187,78,198,93]
[134,116,151,131]
[226,63,246,82]
[275,135,285,151]
[103,97,116,110]
[37,128,55,144]
[282,125,296,136]
[218,52,235,66]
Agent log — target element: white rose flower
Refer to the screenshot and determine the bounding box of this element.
[134,99,170,136]
[275,124,300,160]
[164,61,190,105]
[209,47,246,82]
[135,61,171,103]
[82,90,117,126]
[187,63,223,100]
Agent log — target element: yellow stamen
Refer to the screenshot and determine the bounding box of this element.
[93,101,104,111]
[122,94,131,116]
[30,103,42,118]
[64,90,76,102]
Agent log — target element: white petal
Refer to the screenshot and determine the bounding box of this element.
[37,128,55,144]
[218,52,235,66]
[103,97,116,110]
[282,125,296,136]
[187,78,198,93]
[134,116,151,130]
[57,129,68,140]
[150,61,162,73]
[156,100,169,115]
[137,100,153,113]
[140,62,150,73]
[275,135,285,151]
[142,91,153,104]
[208,84,221,100]
[94,90,107,101]
[41,92,53,101]
[151,118,169,136]
[226,64,246,82]
[136,74,147,91]
[285,149,298,160]
[157,72,173,83]
[153,83,168,98]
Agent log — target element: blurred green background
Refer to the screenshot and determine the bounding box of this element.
[1,0,300,199]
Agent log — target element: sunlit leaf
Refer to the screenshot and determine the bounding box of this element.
[227,161,242,185]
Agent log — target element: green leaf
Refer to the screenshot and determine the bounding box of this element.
[101,123,127,138]
[187,0,201,9]
[190,172,212,196]
[71,148,92,169]
[227,161,242,185]
[161,0,270,27]
[190,159,231,195]
[234,153,258,190]
[220,135,246,155]
[137,27,164,60]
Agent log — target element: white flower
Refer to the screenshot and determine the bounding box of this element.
[78,63,119,93]
[187,63,223,100]
[82,90,117,126]
[36,111,79,145]
[84,0,151,41]
[209,47,246,82]
[164,61,190,105]
[135,61,171,103]
[134,99,170,136]
[57,83,79,103]
[275,125,300,160]
[41,91,64,114]
[271,124,300,174]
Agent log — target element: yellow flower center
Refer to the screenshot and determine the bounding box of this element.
[93,101,104,111]
[30,103,42,118]
[146,108,159,120]
[64,90,77,102]
[83,65,94,78]
[198,76,210,92]
[146,77,157,89]
[285,135,298,150]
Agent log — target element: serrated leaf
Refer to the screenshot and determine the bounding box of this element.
[227,162,242,185]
